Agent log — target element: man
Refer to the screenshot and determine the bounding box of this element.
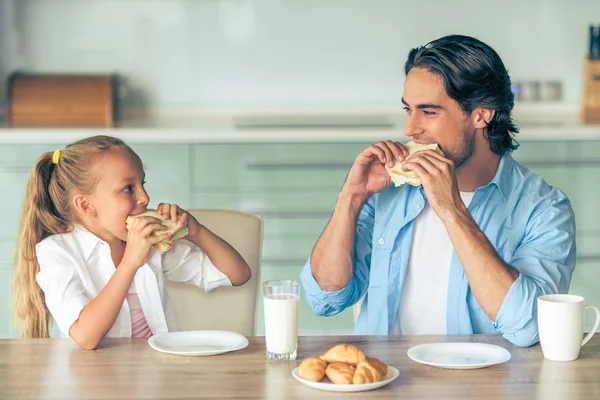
[301,35,576,347]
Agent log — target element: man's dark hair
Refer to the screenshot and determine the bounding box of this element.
[405,35,519,156]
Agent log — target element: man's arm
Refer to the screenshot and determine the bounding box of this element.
[301,192,375,316]
[444,208,519,321]
[490,195,576,346]
[446,197,576,347]
[302,141,409,316]
[403,150,519,318]
[404,150,576,346]
[310,190,369,291]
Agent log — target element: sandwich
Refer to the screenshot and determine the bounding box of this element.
[125,210,188,253]
[386,141,444,187]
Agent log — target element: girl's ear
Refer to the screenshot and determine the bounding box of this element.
[72,195,96,217]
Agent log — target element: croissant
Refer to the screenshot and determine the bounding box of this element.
[367,357,388,376]
[353,361,383,384]
[298,357,327,382]
[325,362,356,385]
[320,344,367,366]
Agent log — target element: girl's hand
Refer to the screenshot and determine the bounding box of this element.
[123,216,170,269]
[157,203,202,238]
[157,203,251,286]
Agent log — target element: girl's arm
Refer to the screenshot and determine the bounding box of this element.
[157,203,252,286]
[185,225,251,286]
[71,217,171,349]
[69,264,136,350]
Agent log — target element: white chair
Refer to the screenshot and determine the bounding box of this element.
[164,209,263,336]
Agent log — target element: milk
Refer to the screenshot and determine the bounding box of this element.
[263,293,299,355]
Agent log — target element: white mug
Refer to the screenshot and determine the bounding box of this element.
[538,294,600,361]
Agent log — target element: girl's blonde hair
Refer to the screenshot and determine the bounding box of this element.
[12,135,134,338]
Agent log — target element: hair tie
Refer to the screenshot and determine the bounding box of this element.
[52,150,61,165]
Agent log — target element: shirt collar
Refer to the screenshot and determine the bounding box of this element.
[72,225,104,260]
[478,153,514,201]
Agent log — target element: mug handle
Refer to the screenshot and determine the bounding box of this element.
[581,306,600,346]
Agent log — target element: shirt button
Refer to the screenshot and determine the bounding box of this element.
[378,238,385,245]
[416,204,422,209]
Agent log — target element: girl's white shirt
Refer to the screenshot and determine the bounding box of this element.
[36,225,232,338]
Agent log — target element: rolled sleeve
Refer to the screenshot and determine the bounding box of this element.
[301,259,360,316]
[35,243,90,337]
[301,195,374,317]
[163,240,232,293]
[494,194,576,347]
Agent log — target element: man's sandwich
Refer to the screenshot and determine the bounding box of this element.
[385,141,444,187]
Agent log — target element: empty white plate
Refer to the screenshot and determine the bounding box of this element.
[292,366,400,392]
[148,330,249,356]
[407,342,511,369]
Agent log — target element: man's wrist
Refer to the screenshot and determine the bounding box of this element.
[440,203,471,227]
[338,187,369,212]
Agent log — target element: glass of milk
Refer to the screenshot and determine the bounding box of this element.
[263,280,300,361]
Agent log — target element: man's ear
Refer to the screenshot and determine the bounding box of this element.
[472,107,496,129]
[72,194,96,217]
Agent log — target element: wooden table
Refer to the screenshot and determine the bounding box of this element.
[1,335,599,399]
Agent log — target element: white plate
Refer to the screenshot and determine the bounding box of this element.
[148,330,249,356]
[407,342,511,369]
[292,366,400,392]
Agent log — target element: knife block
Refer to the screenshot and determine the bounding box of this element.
[583,59,600,124]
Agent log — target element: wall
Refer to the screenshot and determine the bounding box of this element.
[1,0,598,109]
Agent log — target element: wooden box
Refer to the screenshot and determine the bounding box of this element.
[583,60,600,124]
[6,73,116,128]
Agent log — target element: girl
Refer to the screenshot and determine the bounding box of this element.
[12,135,251,349]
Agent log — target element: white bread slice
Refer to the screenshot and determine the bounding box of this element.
[125,210,188,253]
[385,141,444,187]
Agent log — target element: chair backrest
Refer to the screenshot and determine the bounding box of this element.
[164,209,263,336]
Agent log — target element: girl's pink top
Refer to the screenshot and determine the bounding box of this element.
[126,281,152,338]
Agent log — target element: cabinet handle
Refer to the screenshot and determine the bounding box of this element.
[521,159,600,167]
[250,210,332,218]
[261,258,307,267]
[579,230,600,236]
[247,159,600,170]
[0,165,33,173]
[0,261,13,270]
[259,255,600,267]
[247,162,351,170]
[577,254,600,262]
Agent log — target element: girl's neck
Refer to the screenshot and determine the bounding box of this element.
[77,219,116,243]
[109,241,127,269]
[76,221,126,268]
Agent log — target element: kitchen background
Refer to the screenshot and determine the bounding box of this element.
[1,0,600,107]
[1,0,600,338]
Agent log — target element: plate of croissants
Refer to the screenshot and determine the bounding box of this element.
[292,344,400,392]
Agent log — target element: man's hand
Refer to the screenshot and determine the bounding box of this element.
[343,141,409,199]
[402,149,467,221]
